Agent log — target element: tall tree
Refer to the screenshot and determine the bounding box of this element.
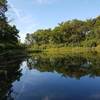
[0,0,7,16]
[0,0,20,48]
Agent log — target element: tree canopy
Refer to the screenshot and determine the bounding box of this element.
[0,0,20,49]
[0,0,7,16]
[26,16,100,47]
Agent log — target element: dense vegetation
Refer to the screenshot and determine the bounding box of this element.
[25,16,100,50]
[0,0,21,50]
[1,0,100,52]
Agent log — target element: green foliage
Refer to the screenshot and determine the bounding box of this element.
[25,16,100,48]
[0,0,7,16]
[0,0,21,50]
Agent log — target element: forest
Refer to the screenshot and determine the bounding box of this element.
[0,0,100,52]
[25,16,100,52]
[0,0,23,52]
[1,0,100,100]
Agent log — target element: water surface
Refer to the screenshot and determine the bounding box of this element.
[1,52,100,100]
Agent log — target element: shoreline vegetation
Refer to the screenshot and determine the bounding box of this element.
[0,0,26,54]
[25,16,100,54]
[27,45,100,54]
[0,0,100,55]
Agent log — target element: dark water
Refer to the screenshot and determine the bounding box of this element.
[1,52,100,100]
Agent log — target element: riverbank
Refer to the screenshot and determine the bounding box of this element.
[27,45,99,54]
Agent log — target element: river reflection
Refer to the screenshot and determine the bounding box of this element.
[1,51,100,100]
[0,52,26,100]
[27,52,100,79]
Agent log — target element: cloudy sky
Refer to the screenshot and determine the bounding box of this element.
[7,0,100,42]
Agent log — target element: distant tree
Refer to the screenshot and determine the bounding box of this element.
[25,16,100,47]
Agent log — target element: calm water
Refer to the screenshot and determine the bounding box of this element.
[1,52,100,100]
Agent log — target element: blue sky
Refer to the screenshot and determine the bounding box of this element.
[7,0,100,42]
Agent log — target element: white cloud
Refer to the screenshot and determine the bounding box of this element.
[36,0,48,4]
[8,1,38,42]
[8,1,37,24]
[8,2,21,19]
[33,0,58,4]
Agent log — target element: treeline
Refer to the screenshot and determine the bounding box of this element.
[26,16,100,47]
[0,0,21,50]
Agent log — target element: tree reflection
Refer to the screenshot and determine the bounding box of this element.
[27,52,100,79]
[0,52,26,100]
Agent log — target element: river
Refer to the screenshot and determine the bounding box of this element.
[0,51,100,100]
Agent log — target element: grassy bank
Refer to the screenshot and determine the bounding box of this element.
[27,44,98,54]
[44,47,94,53]
[95,45,100,52]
